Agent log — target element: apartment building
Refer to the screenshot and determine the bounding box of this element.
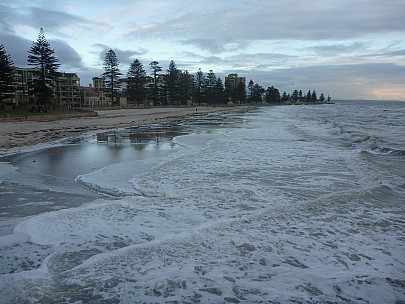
[80,85,100,108]
[55,72,81,107]
[10,67,81,109]
[225,73,246,90]
[13,67,38,107]
[92,77,112,107]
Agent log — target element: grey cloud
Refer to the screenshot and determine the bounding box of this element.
[239,0,405,40]
[234,62,405,99]
[114,49,148,66]
[128,0,405,49]
[179,51,205,60]
[201,56,227,66]
[228,53,297,70]
[0,34,32,67]
[0,33,86,70]
[93,44,148,67]
[368,49,405,57]
[309,42,368,56]
[2,35,103,86]
[0,4,16,34]
[76,67,103,86]
[187,52,297,72]
[27,7,87,31]
[182,39,248,54]
[2,0,404,100]
[0,3,97,38]
[50,39,85,69]
[0,33,94,85]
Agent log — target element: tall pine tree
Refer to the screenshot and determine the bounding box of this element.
[103,49,122,107]
[311,90,317,102]
[247,79,254,103]
[0,44,16,108]
[214,77,225,104]
[166,60,179,105]
[265,86,281,103]
[205,70,216,104]
[235,81,246,104]
[127,59,146,106]
[179,70,193,105]
[27,28,60,111]
[149,61,162,105]
[194,68,205,106]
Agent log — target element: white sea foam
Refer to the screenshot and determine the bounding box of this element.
[75,157,169,196]
[1,102,404,303]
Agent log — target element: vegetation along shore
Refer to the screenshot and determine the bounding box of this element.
[0,28,330,116]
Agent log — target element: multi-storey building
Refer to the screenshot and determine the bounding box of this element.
[225,73,246,103]
[13,67,39,108]
[80,85,100,108]
[55,72,81,108]
[225,73,246,90]
[92,77,104,92]
[92,77,112,107]
[84,77,126,108]
[11,67,81,109]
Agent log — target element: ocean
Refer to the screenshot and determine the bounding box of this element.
[0,100,404,303]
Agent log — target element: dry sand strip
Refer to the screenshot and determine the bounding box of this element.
[0,106,251,153]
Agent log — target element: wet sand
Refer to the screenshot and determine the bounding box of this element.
[0,106,247,153]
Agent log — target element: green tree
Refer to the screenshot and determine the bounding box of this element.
[27,28,60,111]
[235,81,246,104]
[149,61,162,105]
[291,89,299,102]
[265,86,281,103]
[205,70,216,104]
[103,49,122,106]
[224,78,245,104]
[127,59,146,106]
[311,90,317,102]
[306,90,312,102]
[213,77,225,104]
[0,44,16,108]
[252,83,264,103]
[166,60,179,105]
[281,91,289,102]
[247,79,254,103]
[319,93,325,102]
[194,68,205,106]
[179,70,193,105]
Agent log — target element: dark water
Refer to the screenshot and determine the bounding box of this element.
[0,112,239,225]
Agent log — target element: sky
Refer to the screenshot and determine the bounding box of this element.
[1,0,405,101]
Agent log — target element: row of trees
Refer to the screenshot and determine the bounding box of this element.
[103,50,246,107]
[104,50,328,107]
[248,81,328,104]
[1,28,329,110]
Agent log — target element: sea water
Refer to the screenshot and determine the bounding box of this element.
[0,101,404,303]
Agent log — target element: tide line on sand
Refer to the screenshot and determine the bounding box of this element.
[0,106,253,153]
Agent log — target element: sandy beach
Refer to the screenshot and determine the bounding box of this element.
[0,106,247,153]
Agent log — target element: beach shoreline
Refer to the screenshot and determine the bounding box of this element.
[0,106,252,154]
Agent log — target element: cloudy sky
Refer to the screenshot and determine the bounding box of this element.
[1,0,404,100]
